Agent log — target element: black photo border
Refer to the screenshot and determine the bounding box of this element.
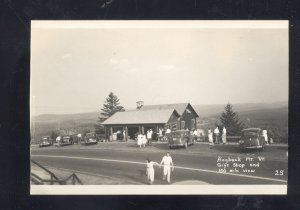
[0,0,299,209]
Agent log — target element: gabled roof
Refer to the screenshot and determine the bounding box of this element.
[139,103,199,117]
[139,103,189,115]
[101,109,180,125]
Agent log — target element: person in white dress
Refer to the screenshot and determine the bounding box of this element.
[137,133,143,148]
[262,130,269,145]
[159,152,174,184]
[222,127,227,144]
[145,158,159,184]
[208,128,213,145]
[142,134,147,147]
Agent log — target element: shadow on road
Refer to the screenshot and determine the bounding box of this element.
[209,144,243,154]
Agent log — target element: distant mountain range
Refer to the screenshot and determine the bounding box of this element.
[32,101,288,122]
[193,101,288,117]
[31,101,288,143]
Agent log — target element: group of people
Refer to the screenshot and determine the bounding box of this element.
[137,129,154,147]
[207,126,227,145]
[145,152,174,184]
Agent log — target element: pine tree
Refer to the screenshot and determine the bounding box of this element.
[218,103,245,135]
[101,92,125,118]
[95,92,124,134]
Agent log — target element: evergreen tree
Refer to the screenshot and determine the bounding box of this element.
[95,92,124,134]
[218,103,245,135]
[100,92,125,118]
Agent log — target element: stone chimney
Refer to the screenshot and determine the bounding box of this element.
[136,101,144,109]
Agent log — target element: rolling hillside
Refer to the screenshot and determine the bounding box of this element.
[31,102,288,143]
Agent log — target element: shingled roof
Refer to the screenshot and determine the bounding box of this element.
[139,103,189,115]
[101,109,180,125]
[139,103,199,117]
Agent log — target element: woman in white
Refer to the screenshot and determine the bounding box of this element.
[262,130,268,145]
[145,158,159,184]
[208,128,213,145]
[137,133,143,148]
[222,127,227,144]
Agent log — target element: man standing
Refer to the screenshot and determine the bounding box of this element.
[214,127,220,144]
[193,129,198,141]
[158,128,163,141]
[159,152,174,184]
[147,130,152,146]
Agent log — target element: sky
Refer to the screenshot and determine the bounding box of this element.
[30,21,288,116]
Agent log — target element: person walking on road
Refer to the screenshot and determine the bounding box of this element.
[208,128,213,145]
[222,126,227,144]
[214,127,220,144]
[159,152,174,184]
[145,158,159,185]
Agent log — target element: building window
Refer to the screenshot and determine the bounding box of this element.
[173,123,177,131]
[191,119,195,130]
[181,121,185,130]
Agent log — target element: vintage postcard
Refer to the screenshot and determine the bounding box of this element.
[30,20,288,194]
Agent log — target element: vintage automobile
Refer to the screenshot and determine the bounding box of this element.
[167,130,196,149]
[81,132,98,145]
[39,136,53,147]
[59,135,74,146]
[239,128,265,151]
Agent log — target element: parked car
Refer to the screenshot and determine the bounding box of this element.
[167,130,195,149]
[39,136,53,147]
[81,132,98,145]
[59,135,74,146]
[96,134,106,142]
[239,128,265,151]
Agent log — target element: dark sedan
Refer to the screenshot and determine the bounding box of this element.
[39,136,53,147]
[168,130,195,149]
[81,132,98,145]
[239,128,265,151]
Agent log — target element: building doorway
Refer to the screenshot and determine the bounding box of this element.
[127,127,139,140]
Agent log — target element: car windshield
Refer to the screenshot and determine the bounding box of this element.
[86,133,94,137]
[242,131,258,137]
[63,136,70,139]
[172,132,185,137]
[42,137,49,140]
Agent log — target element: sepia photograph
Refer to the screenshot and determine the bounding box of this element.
[30,20,288,194]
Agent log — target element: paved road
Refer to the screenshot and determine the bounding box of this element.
[31,145,287,185]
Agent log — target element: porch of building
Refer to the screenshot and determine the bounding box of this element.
[104,124,165,141]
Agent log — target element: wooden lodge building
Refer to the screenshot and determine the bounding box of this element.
[101,102,199,140]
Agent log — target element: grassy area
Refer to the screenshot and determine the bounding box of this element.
[31,164,140,185]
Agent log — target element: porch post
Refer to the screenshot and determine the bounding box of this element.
[141,126,144,135]
[125,126,128,141]
[110,127,113,141]
[123,126,126,141]
[104,126,107,141]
